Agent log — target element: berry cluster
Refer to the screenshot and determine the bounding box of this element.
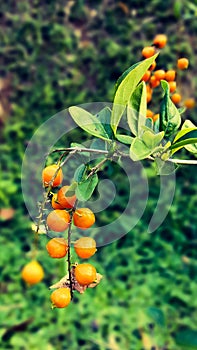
[22,163,101,309]
[141,34,195,123]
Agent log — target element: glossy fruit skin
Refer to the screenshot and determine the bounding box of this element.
[154,69,166,80]
[168,81,176,93]
[165,70,176,82]
[146,109,154,119]
[149,61,156,71]
[141,70,151,82]
[73,208,95,229]
[150,75,160,88]
[57,186,77,209]
[47,210,70,232]
[51,194,63,209]
[152,114,159,122]
[142,46,155,58]
[74,237,97,259]
[153,34,167,48]
[50,288,71,308]
[42,164,63,187]
[184,98,195,109]
[171,93,181,104]
[21,260,44,285]
[46,238,68,258]
[75,263,97,286]
[177,58,189,70]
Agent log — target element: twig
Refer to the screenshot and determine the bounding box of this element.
[87,157,108,179]
[67,199,78,299]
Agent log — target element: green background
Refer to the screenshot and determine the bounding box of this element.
[1,1,197,349]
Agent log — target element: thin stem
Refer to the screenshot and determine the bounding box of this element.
[87,157,109,179]
[67,199,78,299]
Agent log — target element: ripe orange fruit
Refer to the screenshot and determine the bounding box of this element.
[42,164,63,187]
[171,93,181,104]
[21,260,44,285]
[153,34,167,48]
[152,114,159,122]
[74,237,97,259]
[154,69,166,81]
[46,238,68,258]
[75,263,97,286]
[47,210,70,232]
[51,194,63,209]
[50,288,71,308]
[168,81,176,93]
[73,208,95,229]
[142,46,155,58]
[184,98,195,109]
[149,61,156,71]
[57,186,77,209]
[146,109,154,119]
[177,58,189,70]
[165,70,176,82]
[150,75,160,88]
[141,70,151,82]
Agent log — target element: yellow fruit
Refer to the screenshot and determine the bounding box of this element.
[21,260,44,285]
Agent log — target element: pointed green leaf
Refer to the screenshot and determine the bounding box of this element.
[114,62,140,94]
[74,164,87,182]
[170,129,197,154]
[130,137,153,161]
[96,107,113,139]
[182,120,197,154]
[111,53,159,135]
[160,80,181,137]
[64,182,77,196]
[127,81,147,137]
[76,174,98,201]
[116,134,134,144]
[142,131,164,149]
[69,106,111,141]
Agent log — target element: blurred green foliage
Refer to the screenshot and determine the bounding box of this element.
[1,0,197,349]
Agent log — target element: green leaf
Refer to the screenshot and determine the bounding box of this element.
[64,182,77,196]
[182,120,197,154]
[127,81,147,137]
[111,53,158,135]
[146,307,165,327]
[160,80,181,137]
[170,129,197,154]
[175,329,197,349]
[96,107,114,139]
[142,131,164,149]
[74,164,87,182]
[116,134,134,144]
[130,137,153,161]
[155,158,178,175]
[114,62,140,94]
[69,106,111,141]
[76,174,98,201]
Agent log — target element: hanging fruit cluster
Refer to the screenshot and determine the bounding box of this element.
[140,34,195,123]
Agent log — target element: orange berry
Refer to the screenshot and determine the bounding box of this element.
[154,69,166,81]
[152,114,159,122]
[150,75,160,88]
[51,194,63,209]
[74,237,97,259]
[57,186,77,209]
[47,210,70,232]
[42,164,63,187]
[177,58,189,70]
[46,238,68,258]
[171,93,181,104]
[168,81,176,93]
[21,260,44,285]
[142,46,155,58]
[73,208,95,229]
[149,61,156,71]
[75,263,97,286]
[147,92,152,104]
[146,109,154,119]
[141,70,151,82]
[184,98,195,109]
[153,34,167,49]
[165,70,176,82]
[50,288,71,308]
